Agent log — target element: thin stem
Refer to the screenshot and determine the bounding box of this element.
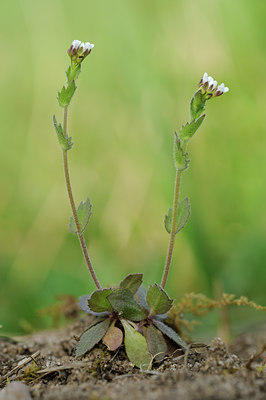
[62,107,102,289]
[161,168,181,288]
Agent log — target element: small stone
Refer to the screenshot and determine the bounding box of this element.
[0,382,32,400]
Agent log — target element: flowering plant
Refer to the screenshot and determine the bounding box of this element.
[53,40,229,369]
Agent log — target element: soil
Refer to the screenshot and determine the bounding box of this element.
[0,316,265,400]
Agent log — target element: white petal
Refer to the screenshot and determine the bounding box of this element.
[223,86,229,93]
[203,72,208,83]
[212,80,217,89]
[72,40,81,49]
[208,77,214,87]
[84,42,94,51]
[217,83,225,92]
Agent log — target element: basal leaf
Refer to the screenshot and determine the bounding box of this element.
[121,319,152,370]
[146,284,173,316]
[164,197,191,235]
[144,324,168,362]
[57,81,76,108]
[179,114,205,142]
[102,322,123,351]
[75,318,111,357]
[107,288,147,322]
[190,90,206,120]
[153,319,187,349]
[79,295,110,317]
[69,198,92,234]
[136,285,149,310]
[88,289,113,313]
[119,273,143,294]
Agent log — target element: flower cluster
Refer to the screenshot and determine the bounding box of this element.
[199,72,229,97]
[68,40,94,62]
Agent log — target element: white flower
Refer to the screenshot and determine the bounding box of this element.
[217,83,229,93]
[72,40,81,49]
[207,76,217,90]
[83,42,95,52]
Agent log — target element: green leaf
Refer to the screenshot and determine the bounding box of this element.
[164,197,191,235]
[144,325,168,362]
[119,273,143,294]
[121,319,152,369]
[53,115,73,151]
[153,319,187,349]
[190,90,206,120]
[75,318,111,357]
[88,289,113,313]
[174,134,189,171]
[136,285,149,309]
[179,114,206,141]
[79,295,110,316]
[69,198,92,234]
[146,284,173,315]
[107,288,147,322]
[66,64,81,84]
[102,322,123,351]
[57,81,76,108]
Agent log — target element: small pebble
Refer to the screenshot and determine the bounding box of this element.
[0,382,32,400]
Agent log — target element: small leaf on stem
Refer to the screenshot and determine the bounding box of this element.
[102,321,123,351]
[107,288,147,321]
[69,198,92,234]
[146,284,173,316]
[174,134,189,171]
[144,324,168,362]
[179,114,206,141]
[88,289,113,313]
[121,319,152,369]
[53,115,73,151]
[119,273,143,294]
[57,81,76,108]
[164,197,191,235]
[153,319,187,349]
[190,90,206,120]
[75,318,111,357]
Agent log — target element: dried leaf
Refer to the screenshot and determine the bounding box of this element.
[102,322,123,351]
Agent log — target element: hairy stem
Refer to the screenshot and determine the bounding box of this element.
[62,107,102,289]
[161,168,181,288]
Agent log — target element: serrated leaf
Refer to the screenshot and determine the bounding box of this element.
[79,295,110,317]
[174,133,190,171]
[146,284,173,316]
[57,81,76,108]
[120,273,143,294]
[102,322,123,351]
[53,115,73,151]
[136,285,149,310]
[190,90,206,120]
[144,324,168,362]
[75,318,111,357]
[153,319,187,349]
[121,319,152,369]
[179,114,206,141]
[69,198,92,234]
[88,289,113,313]
[164,197,191,235]
[107,288,147,322]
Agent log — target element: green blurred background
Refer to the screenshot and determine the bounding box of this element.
[0,0,265,336]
